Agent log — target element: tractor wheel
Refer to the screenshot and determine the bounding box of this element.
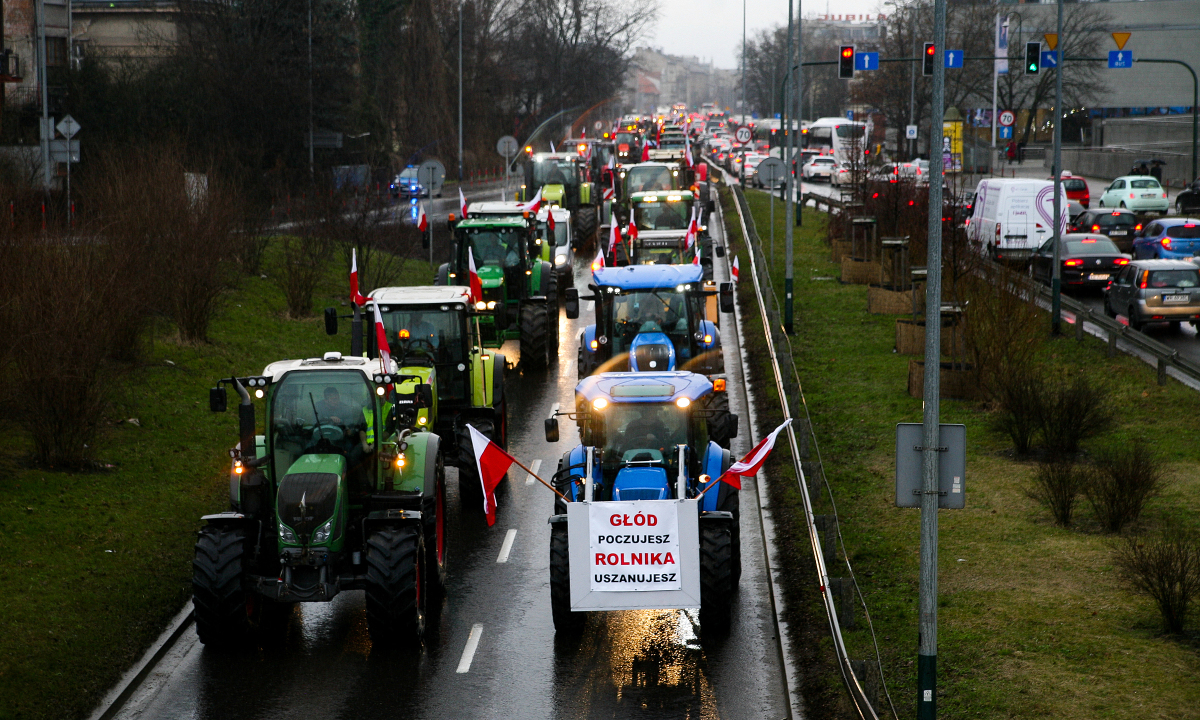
[550,523,584,634]
[192,525,252,648]
[545,272,560,353]
[717,484,742,586]
[575,207,598,250]
[423,452,448,598]
[708,391,734,449]
[364,525,426,645]
[519,301,551,369]
[698,520,733,637]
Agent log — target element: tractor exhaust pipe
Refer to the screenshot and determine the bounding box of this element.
[233,377,255,461]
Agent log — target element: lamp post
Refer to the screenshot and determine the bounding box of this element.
[458,0,464,182]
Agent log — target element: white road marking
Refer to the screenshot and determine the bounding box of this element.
[456,624,484,673]
[587,300,594,311]
[496,529,517,563]
[525,458,542,486]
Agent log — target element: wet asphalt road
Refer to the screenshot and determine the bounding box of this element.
[110,187,788,720]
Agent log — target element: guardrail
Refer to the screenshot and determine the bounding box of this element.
[716,165,882,720]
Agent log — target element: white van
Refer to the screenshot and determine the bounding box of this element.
[966,178,1069,260]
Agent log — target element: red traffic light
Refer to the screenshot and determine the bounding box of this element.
[925,44,936,56]
[841,47,854,59]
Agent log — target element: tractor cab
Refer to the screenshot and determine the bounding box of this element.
[523,152,585,207]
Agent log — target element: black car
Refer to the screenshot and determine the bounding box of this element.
[1029,233,1131,288]
[1177,179,1200,214]
[1069,208,1142,253]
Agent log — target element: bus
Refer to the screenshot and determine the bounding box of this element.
[802,117,867,164]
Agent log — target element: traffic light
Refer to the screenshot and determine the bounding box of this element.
[839,45,855,79]
[1025,42,1041,74]
[922,43,936,76]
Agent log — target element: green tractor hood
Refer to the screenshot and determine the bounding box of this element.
[477,264,505,289]
[277,453,347,550]
[543,184,565,204]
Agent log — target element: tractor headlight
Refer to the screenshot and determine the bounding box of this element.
[418,416,428,425]
[395,453,406,469]
[487,301,497,309]
[279,526,299,544]
[475,301,486,310]
[312,519,334,544]
[555,253,568,265]
[592,397,608,410]
[676,397,691,409]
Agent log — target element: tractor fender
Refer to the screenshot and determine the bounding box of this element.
[435,263,450,286]
[699,510,733,522]
[392,431,439,497]
[472,351,504,408]
[698,320,721,350]
[580,182,593,205]
[582,324,598,354]
[701,443,731,513]
[491,352,506,408]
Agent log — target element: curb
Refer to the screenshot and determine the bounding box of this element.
[86,604,194,720]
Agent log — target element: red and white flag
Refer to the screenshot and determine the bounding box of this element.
[713,419,791,490]
[467,247,482,304]
[684,206,699,250]
[466,423,516,526]
[522,188,543,213]
[417,202,428,232]
[547,210,556,232]
[592,250,605,272]
[685,138,694,168]
[350,248,367,306]
[459,187,469,218]
[640,143,651,162]
[731,256,740,282]
[691,243,701,266]
[607,221,620,256]
[372,302,392,372]
[626,219,639,242]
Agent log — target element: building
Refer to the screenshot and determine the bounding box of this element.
[624,47,739,113]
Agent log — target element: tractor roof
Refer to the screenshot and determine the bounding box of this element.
[532,153,575,161]
[575,371,713,405]
[261,352,392,383]
[457,215,529,229]
[369,286,471,307]
[630,190,694,202]
[592,264,704,289]
[536,205,571,221]
[465,201,526,217]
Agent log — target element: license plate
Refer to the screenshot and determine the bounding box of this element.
[1110,230,1127,236]
[1142,193,1157,199]
[1164,294,1189,303]
[1087,273,1110,281]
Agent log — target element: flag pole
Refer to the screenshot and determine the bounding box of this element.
[693,474,726,500]
[508,455,571,503]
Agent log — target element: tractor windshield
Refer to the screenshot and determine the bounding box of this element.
[635,242,691,266]
[375,305,468,404]
[626,166,676,194]
[269,370,375,483]
[533,159,575,186]
[633,199,689,231]
[605,289,702,358]
[461,227,524,269]
[600,402,689,472]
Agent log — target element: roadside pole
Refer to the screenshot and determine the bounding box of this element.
[1051,0,1064,335]
[458,0,464,182]
[919,0,948,716]
[783,0,794,292]
[786,0,801,334]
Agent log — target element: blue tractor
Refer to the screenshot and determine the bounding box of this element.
[544,371,740,635]
[564,264,737,447]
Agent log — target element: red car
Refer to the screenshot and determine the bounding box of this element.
[1049,172,1090,208]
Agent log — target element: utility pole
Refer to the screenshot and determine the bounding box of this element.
[786,0,801,332]
[1050,0,1064,335]
[784,0,794,277]
[909,33,917,160]
[741,0,746,125]
[307,0,314,182]
[37,0,50,193]
[919,0,948,716]
[458,0,464,182]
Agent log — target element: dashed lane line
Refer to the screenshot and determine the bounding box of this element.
[524,458,542,486]
[496,529,517,563]
[456,624,484,674]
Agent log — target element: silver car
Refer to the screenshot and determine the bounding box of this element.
[1103,259,1200,331]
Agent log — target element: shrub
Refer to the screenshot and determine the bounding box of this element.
[990,371,1045,457]
[1087,442,1166,533]
[275,234,333,318]
[1038,374,1114,457]
[1113,530,1200,634]
[1027,458,1091,526]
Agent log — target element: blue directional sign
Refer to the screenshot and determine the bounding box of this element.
[944,49,964,69]
[999,126,1013,140]
[1041,50,1059,69]
[1108,50,1134,69]
[855,52,879,71]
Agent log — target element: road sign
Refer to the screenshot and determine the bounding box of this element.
[593,121,604,131]
[999,110,1015,127]
[1108,50,1134,69]
[1043,33,1058,51]
[307,131,343,149]
[1112,32,1131,50]
[854,52,878,71]
[906,125,918,140]
[756,156,786,187]
[418,159,445,194]
[944,50,963,69]
[50,138,79,163]
[496,135,519,157]
[56,115,80,139]
[999,126,1013,140]
[734,126,752,145]
[1041,50,1059,69]
[895,423,966,509]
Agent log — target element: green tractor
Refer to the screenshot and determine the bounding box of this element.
[436,214,558,368]
[520,152,599,248]
[193,350,444,648]
[325,286,508,510]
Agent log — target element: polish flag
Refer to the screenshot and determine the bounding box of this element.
[641,143,651,162]
[732,256,740,282]
[468,247,482,304]
[626,219,638,242]
[466,423,516,526]
[691,244,701,266]
[547,209,556,232]
[372,302,392,373]
[607,221,620,256]
[684,206,699,250]
[713,419,792,490]
[350,248,367,306]
[685,138,694,168]
[522,188,543,213]
[417,202,428,232]
[459,187,469,218]
[592,250,605,272]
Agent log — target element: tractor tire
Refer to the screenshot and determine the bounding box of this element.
[717,484,741,586]
[457,418,501,511]
[364,525,426,645]
[698,520,733,637]
[545,272,561,354]
[575,207,598,250]
[519,301,551,369]
[192,525,252,648]
[708,391,734,449]
[550,523,584,634]
[423,452,448,598]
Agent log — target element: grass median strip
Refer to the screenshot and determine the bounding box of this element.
[728,184,1200,718]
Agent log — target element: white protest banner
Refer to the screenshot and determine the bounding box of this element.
[588,500,681,592]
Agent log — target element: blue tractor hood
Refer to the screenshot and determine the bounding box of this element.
[592,263,704,290]
[575,371,713,406]
[629,331,676,371]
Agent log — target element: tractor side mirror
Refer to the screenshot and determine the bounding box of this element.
[719,282,734,314]
[209,386,227,413]
[564,287,580,319]
[324,307,338,335]
[416,383,434,408]
[715,245,726,258]
[544,417,560,443]
[729,413,739,439]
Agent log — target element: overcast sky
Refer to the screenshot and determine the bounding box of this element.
[644,0,884,69]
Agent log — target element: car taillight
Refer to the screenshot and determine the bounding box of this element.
[1115,258,1129,265]
[1163,193,1168,198]
[1162,237,1172,248]
[1064,259,1083,266]
[1140,272,1149,289]
[1135,223,1143,232]
[1091,225,1101,232]
[1130,193,1136,199]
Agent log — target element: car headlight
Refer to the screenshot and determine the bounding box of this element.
[555,254,568,265]
[312,518,334,544]
[279,526,299,544]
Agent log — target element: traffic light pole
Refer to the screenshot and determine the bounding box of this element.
[1051,0,1064,336]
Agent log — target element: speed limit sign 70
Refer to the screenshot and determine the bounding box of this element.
[734,126,752,145]
[999,110,1015,127]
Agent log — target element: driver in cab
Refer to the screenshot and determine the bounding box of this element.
[623,405,673,452]
[404,312,439,348]
[473,232,519,268]
[315,386,373,454]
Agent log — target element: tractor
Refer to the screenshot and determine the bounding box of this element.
[564,263,738,448]
[194,350,444,648]
[435,214,558,368]
[610,190,719,278]
[543,371,740,634]
[519,152,599,248]
[324,286,508,510]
